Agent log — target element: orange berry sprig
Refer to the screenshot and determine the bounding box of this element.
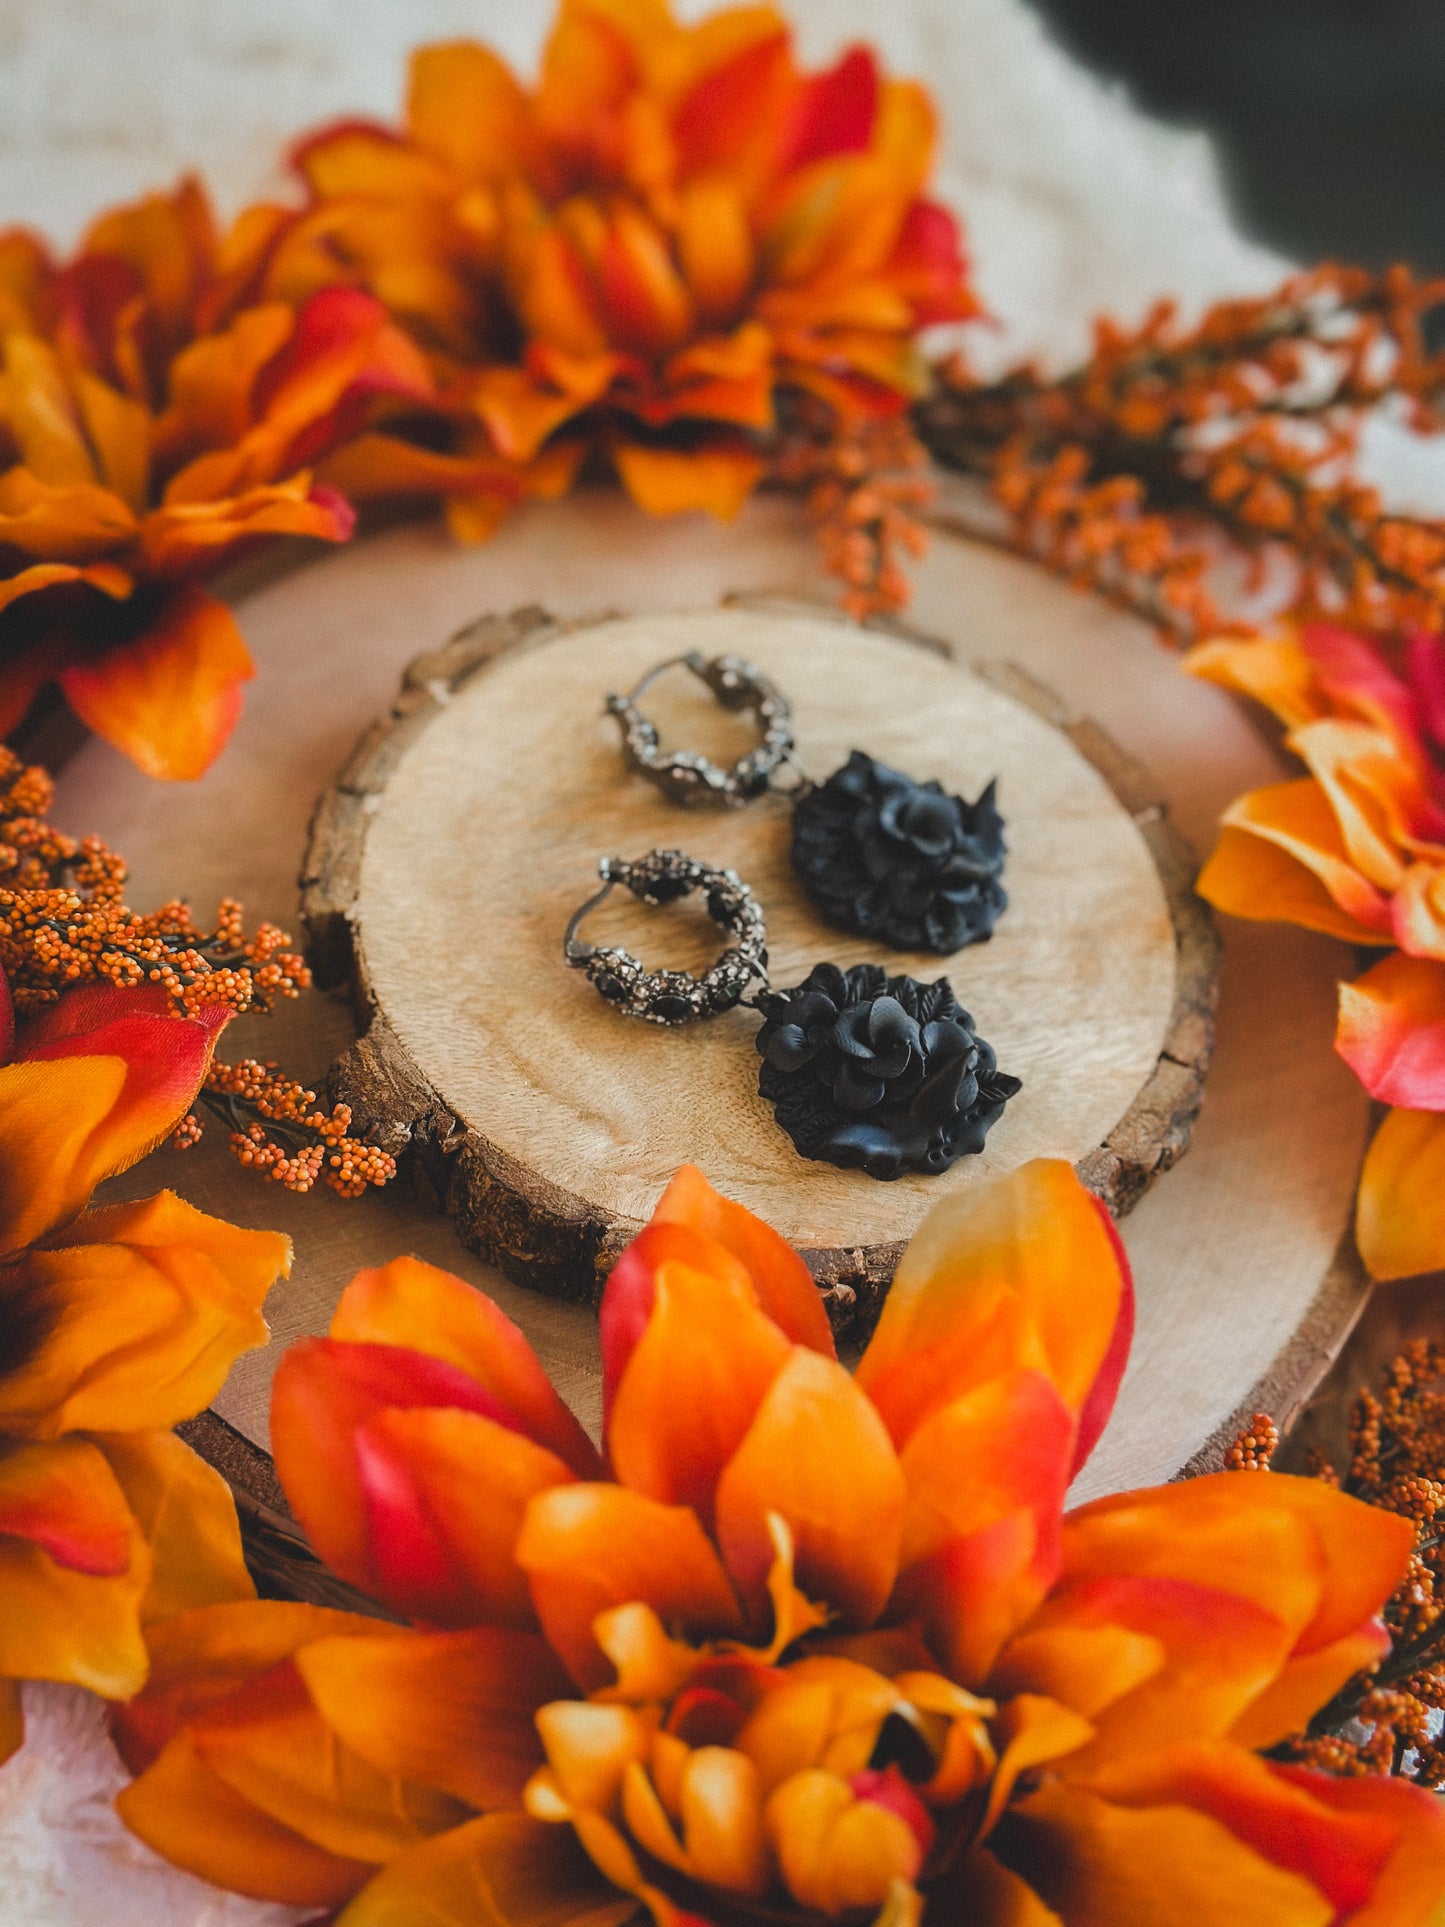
[1,745,396,1201]
[919,264,1445,643]
[0,748,308,1021]
[1223,1411,1280,1472]
[177,1059,397,1200]
[772,400,934,619]
[1263,1340,1445,1786]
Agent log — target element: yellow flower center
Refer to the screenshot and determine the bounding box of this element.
[524,1600,997,1917]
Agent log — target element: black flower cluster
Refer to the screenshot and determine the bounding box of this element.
[755,962,1020,1180]
[791,751,1007,954]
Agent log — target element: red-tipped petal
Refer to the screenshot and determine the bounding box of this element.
[331,1259,600,1477]
[602,1221,792,1520]
[649,1166,834,1355]
[271,1338,545,1601]
[1336,953,1445,1109]
[780,47,880,172]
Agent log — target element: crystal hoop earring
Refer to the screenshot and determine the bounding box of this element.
[563,848,1021,1181]
[605,650,1008,955]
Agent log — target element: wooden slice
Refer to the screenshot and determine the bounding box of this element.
[304,599,1218,1326]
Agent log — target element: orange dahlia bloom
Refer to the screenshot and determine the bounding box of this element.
[0,179,432,776]
[1188,621,1445,1280]
[112,1161,1444,1921]
[284,0,975,528]
[0,966,290,1757]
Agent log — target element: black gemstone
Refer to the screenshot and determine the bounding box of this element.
[754,962,1020,1179]
[791,750,1007,955]
[652,994,696,1024]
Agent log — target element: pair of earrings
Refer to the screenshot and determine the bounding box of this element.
[563,651,1021,1183]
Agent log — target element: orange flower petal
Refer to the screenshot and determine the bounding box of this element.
[297,1624,569,1811]
[271,1337,574,1619]
[469,368,595,463]
[0,558,131,619]
[331,1258,601,1477]
[0,1440,148,1697]
[58,585,253,782]
[648,1164,834,1355]
[95,1429,255,1621]
[154,302,296,465]
[1,986,220,1251]
[1077,1744,1400,1920]
[317,430,528,504]
[139,476,354,567]
[1064,1472,1412,1658]
[891,1370,1074,1683]
[612,436,764,519]
[778,45,879,173]
[1183,630,1325,730]
[1271,1765,1445,1926]
[602,1221,792,1518]
[0,1189,284,1435]
[0,1054,128,1254]
[884,198,977,326]
[1004,1776,1337,1925]
[714,1347,906,1628]
[1336,952,1445,1108]
[333,1812,632,1927]
[516,1482,744,1691]
[0,467,137,558]
[0,1435,131,1576]
[1290,719,1439,881]
[1018,1574,1297,1770]
[189,1659,466,1864]
[1356,1105,1445,1281]
[677,182,756,327]
[407,42,533,180]
[1227,1621,1392,1753]
[116,1731,374,1908]
[1,335,100,486]
[1390,861,1445,961]
[1197,781,1394,941]
[355,1404,574,1628]
[857,1160,1130,1461]
[978,1693,1094,1840]
[78,175,216,351]
[112,1597,394,1774]
[988,1624,1165,1722]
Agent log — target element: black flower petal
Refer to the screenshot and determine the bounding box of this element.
[754,962,1020,1178]
[792,753,1007,955]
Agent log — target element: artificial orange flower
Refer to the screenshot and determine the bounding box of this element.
[0,179,433,776]
[113,1160,1445,1921]
[284,0,976,529]
[1189,620,1445,953]
[0,965,290,1758]
[1190,621,1445,1280]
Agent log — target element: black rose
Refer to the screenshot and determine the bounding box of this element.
[755,961,1021,1179]
[791,751,1007,954]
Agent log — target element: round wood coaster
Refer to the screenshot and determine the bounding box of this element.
[305,599,1217,1325]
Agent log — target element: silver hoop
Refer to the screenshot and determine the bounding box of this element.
[605,652,795,808]
[563,850,768,1025]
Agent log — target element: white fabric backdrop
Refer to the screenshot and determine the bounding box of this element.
[0,2,1405,1920]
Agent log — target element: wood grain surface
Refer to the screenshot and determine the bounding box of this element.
[308,601,1215,1323]
[69,491,1374,1497]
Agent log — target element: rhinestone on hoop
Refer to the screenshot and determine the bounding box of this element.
[563,849,769,1025]
[605,652,796,808]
